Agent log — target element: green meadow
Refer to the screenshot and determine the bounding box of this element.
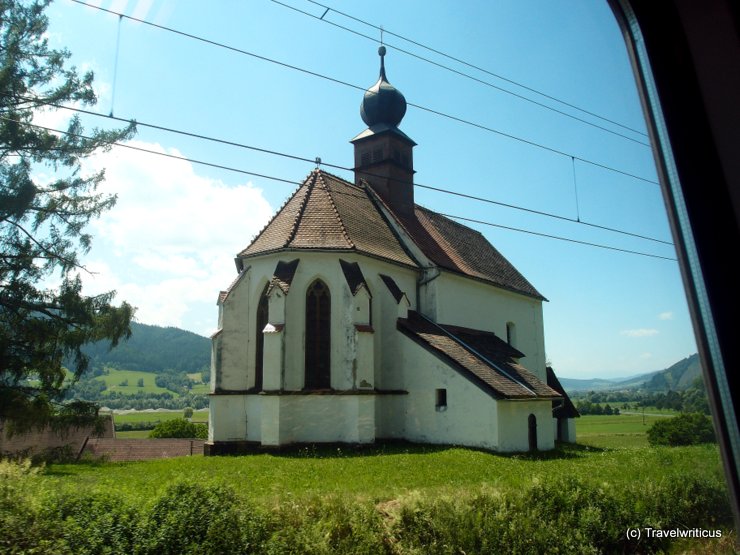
[96,369,171,395]
[2,412,734,554]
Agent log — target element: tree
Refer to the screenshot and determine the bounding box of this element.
[149,418,207,439]
[647,413,716,446]
[0,0,136,434]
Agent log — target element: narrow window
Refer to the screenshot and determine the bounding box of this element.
[254,283,269,390]
[305,279,331,389]
[435,388,447,411]
[361,151,371,166]
[528,414,538,452]
[506,321,516,347]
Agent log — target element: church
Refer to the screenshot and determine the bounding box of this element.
[206,47,577,455]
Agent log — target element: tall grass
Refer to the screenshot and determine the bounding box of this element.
[0,456,732,554]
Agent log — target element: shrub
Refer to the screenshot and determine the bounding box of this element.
[183,407,194,419]
[149,418,207,439]
[136,482,257,555]
[647,413,715,446]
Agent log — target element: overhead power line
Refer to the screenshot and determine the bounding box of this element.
[304,0,650,140]
[0,114,675,262]
[69,0,659,186]
[27,98,672,246]
[272,0,650,147]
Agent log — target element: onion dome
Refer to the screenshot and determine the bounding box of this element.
[360,46,407,128]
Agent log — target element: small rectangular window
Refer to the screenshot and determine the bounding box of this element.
[436,388,447,411]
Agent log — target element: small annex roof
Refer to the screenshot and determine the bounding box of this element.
[339,259,370,296]
[237,169,544,300]
[267,259,300,295]
[398,311,560,400]
[546,366,581,418]
[379,273,405,303]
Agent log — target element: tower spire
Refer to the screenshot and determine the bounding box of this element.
[351,48,416,216]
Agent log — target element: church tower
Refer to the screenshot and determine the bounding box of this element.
[351,46,416,216]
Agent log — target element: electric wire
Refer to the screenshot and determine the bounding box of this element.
[304,0,649,139]
[68,0,659,186]
[0,114,676,262]
[272,0,650,147]
[25,97,673,246]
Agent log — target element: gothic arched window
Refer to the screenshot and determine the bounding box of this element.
[305,279,331,389]
[254,284,269,390]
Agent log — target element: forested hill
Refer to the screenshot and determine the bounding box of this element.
[82,322,210,374]
[644,353,701,391]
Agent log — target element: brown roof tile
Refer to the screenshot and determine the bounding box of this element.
[237,170,544,300]
[398,311,560,400]
[238,170,415,266]
[405,207,545,300]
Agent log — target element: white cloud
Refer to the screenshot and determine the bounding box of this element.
[639,352,653,359]
[620,329,659,338]
[658,311,674,320]
[78,140,273,333]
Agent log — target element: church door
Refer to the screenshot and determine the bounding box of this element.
[528,414,538,452]
[254,285,269,390]
[305,279,331,389]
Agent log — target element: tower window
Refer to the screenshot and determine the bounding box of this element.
[436,388,447,411]
[372,148,383,162]
[305,279,331,389]
[361,151,371,166]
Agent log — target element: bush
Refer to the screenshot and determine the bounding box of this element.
[136,482,256,555]
[647,413,715,446]
[149,418,207,439]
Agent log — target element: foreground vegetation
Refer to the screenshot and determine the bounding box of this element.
[1,442,732,554]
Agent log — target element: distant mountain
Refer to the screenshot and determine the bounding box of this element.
[82,322,210,374]
[560,354,700,393]
[644,353,701,391]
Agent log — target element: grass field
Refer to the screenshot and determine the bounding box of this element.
[46,441,723,506]
[95,369,171,395]
[5,412,733,554]
[576,413,673,448]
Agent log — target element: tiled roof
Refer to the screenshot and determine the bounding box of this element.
[239,170,415,267]
[237,170,544,300]
[546,366,580,418]
[398,206,545,300]
[398,311,560,400]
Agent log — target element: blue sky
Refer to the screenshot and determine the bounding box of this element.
[40,0,697,379]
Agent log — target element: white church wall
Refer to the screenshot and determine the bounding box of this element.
[217,269,251,391]
[433,272,547,381]
[375,395,407,438]
[398,336,499,450]
[260,395,375,444]
[266,252,417,392]
[496,400,555,451]
[209,395,247,442]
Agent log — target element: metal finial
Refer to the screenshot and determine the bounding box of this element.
[378,45,387,78]
[315,156,322,169]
